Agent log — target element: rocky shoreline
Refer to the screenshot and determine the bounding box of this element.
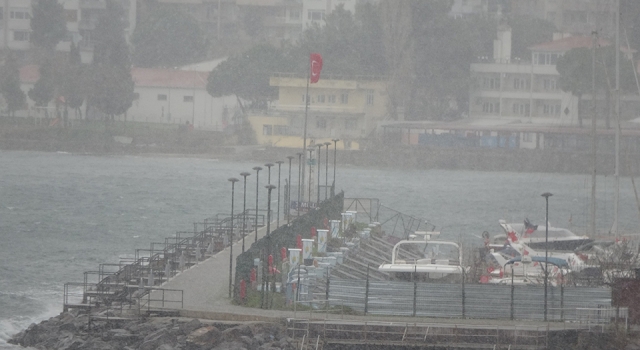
[9,310,297,350]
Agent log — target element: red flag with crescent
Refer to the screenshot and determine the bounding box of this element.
[310,53,323,83]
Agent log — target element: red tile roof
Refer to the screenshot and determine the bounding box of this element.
[528,36,611,52]
[131,68,209,89]
[19,65,210,90]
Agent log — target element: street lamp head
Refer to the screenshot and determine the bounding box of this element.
[324,142,331,146]
[541,192,553,198]
[332,139,339,143]
[276,160,284,165]
[253,166,262,172]
[265,163,274,168]
[240,172,251,177]
[265,184,276,190]
[316,144,323,149]
[286,156,294,160]
[228,177,239,183]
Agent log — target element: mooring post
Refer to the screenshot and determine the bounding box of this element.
[461,268,466,318]
[413,265,417,317]
[511,265,515,320]
[364,263,370,315]
[325,268,330,302]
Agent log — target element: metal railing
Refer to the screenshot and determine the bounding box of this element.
[327,277,614,322]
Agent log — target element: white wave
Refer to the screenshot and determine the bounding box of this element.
[0,294,61,347]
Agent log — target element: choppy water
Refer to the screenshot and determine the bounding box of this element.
[1,151,638,348]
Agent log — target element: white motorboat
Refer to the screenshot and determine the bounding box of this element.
[378,231,466,281]
[492,219,592,251]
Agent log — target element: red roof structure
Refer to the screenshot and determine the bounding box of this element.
[19,65,210,90]
[131,68,209,89]
[528,36,611,52]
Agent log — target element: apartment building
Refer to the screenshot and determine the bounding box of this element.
[248,73,387,150]
[236,0,302,45]
[1,0,35,51]
[510,0,616,38]
[0,0,136,63]
[155,0,237,42]
[468,27,607,126]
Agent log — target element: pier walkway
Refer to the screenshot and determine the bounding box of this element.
[154,221,592,335]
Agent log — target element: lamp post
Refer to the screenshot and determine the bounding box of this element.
[541,192,553,322]
[227,177,239,298]
[240,172,251,253]
[324,142,331,200]
[296,152,302,218]
[286,156,294,225]
[332,139,339,194]
[276,161,283,228]
[307,148,314,205]
[253,166,262,242]
[265,163,274,184]
[316,144,323,204]
[264,184,276,309]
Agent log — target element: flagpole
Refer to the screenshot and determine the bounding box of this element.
[301,57,310,204]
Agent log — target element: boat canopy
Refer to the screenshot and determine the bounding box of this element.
[505,256,569,268]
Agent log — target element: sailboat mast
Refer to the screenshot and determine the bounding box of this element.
[613,0,620,237]
[591,31,597,237]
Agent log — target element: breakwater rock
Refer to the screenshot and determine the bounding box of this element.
[9,311,297,350]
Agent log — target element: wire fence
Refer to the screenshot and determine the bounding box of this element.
[327,278,614,322]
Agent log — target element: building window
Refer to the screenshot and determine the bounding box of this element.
[340,93,349,104]
[12,31,29,41]
[158,94,167,101]
[328,95,336,103]
[543,103,561,116]
[308,10,325,21]
[289,10,300,20]
[512,103,530,116]
[273,125,287,135]
[543,78,557,91]
[482,77,500,90]
[513,78,530,90]
[317,95,325,103]
[133,92,140,100]
[533,53,560,65]
[366,90,374,105]
[316,118,327,129]
[10,8,29,19]
[184,96,194,102]
[345,118,357,130]
[482,102,499,113]
[263,125,272,135]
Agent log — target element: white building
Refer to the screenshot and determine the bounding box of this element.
[0,0,136,63]
[17,65,236,130]
[129,68,235,130]
[1,0,33,50]
[469,28,600,126]
[302,0,355,29]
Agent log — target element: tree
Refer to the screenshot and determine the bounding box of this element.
[61,43,86,119]
[0,52,26,117]
[207,44,288,113]
[508,15,556,60]
[132,6,206,67]
[380,0,494,120]
[557,45,636,127]
[30,0,67,52]
[88,0,134,119]
[28,58,56,118]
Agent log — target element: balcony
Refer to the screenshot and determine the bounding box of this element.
[270,103,365,115]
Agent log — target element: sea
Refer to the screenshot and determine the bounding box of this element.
[1,150,639,349]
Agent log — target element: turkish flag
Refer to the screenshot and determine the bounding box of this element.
[310,53,323,83]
